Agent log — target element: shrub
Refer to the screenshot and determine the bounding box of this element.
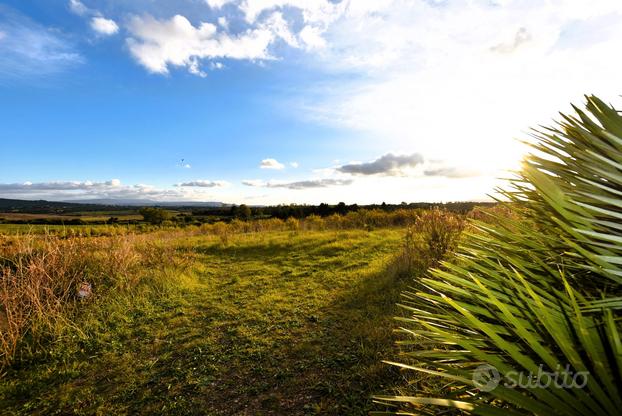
[304,214,325,231]
[376,96,622,415]
[286,217,300,232]
[211,221,230,245]
[398,208,464,275]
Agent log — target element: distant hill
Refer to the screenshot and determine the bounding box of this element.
[69,199,225,207]
[0,198,117,214]
[0,198,225,214]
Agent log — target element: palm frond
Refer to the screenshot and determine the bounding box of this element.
[377,96,622,415]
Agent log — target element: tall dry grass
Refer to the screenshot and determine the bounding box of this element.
[0,232,190,367]
[195,208,422,238]
[397,208,466,275]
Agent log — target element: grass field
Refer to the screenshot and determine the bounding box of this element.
[0,223,142,235]
[0,212,143,222]
[0,229,410,415]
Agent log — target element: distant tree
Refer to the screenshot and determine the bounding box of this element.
[237,204,252,220]
[229,205,239,218]
[139,207,171,225]
[336,202,347,215]
[318,203,330,217]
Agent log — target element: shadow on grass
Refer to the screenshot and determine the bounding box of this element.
[277,255,416,415]
[1,231,417,416]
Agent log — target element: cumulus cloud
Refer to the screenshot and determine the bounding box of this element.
[175,180,229,187]
[262,11,298,47]
[126,14,276,75]
[290,162,299,168]
[91,17,119,36]
[0,179,122,192]
[260,158,285,170]
[0,179,224,202]
[206,0,236,9]
[242,178,352,189]
[237,0,343,25]
[336,153,424,176]
[68,1,119,37]
[122,0,344,76]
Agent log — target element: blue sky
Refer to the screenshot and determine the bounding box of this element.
[1,0,622,204]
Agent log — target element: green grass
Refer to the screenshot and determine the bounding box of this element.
[1,229,409,415]
[0,223,141,234]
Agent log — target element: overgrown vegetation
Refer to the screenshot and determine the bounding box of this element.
[0,229,411,415]
[376,96,622,415]
[0,232,191,366]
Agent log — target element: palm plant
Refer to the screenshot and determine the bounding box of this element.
[374,96,622,415]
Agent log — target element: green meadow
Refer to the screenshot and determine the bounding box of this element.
[1,229,411,415]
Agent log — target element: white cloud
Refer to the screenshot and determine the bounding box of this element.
[241,179,265,187]
[289,0,622,187]
[206,0,236,9]
[299,25,326,50]
[176,180,229,187]
[242,178,352,189]
[259,158,285,169]
[290,162,299,168]
[336,153,424,176]
[123,1,345,75]
[218,16,229,30]
[91,17,119,36]
[126,14,276,75]
[238,0,343,25]
[262,11,298,47]
[0,179,227,202]
[69,1,119,38]
[68,0,88,16]
[0,180,117,192]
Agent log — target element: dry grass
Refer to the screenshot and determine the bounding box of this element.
[398,208,466,274]
[0,232,192,367]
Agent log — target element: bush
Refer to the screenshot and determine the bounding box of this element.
[286,217,300,232]
[399,208,464,274]
[303,214,325,231]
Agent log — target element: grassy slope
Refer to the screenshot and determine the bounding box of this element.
[1,229,408,415]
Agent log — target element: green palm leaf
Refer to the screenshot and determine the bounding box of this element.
[376,96,622,415]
